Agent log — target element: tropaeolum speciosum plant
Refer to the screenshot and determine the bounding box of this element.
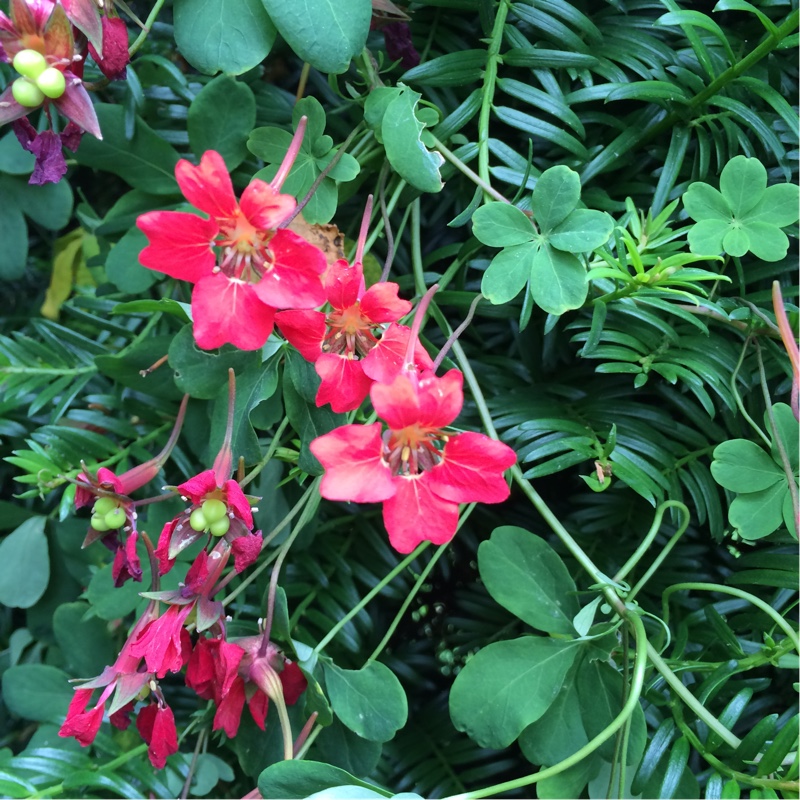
[0,0,797,798]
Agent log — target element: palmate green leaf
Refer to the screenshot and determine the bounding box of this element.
[188,75,256,169]
[481,243,535,305]
[471,203,534,247]
[711,440,784,492]
[719,155,766,216]
[0,517,49,609]
[449,637,580,749]
[729,482,787,540]
[382,86,444,193]
[323,661,408,743]
[174,0,277,75]
[549,209,613,253]
[530,245,588,315]
[478,526,579,634]
[531,166,581,231]
[262,0,370,74]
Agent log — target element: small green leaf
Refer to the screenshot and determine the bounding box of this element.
[174,0,277,75]
[258,760,390,800]
[746,222,790,262]
[261,0,371,74]
[548,209,613,253]
[729,482,787,540]
[719,155,767,216]
[382,86,444,194]
[683,183,730,222]
[188,75,256,170]
[746,183,800,227]
[323,661,408,743]
[2,665,73,723]
[531,166,581,232]
[722,226,750,257]
[0,518,49,609]
[529,245,588,315]
[478,526,579,633]
[105,227,157,293]
[481,243,536,305]
[472,203,534,247]
[687,218,729,255]
[711,440,784,492]
[449,637,580,749]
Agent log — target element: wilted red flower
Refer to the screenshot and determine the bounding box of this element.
[137,144,327,351]
[136,702,179,769]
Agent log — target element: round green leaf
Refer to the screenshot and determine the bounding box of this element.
[188,75,256,170]
[529,245,588,315]
[771,404,800,474]
[531,165,581,232]
[472,203,534,247]
[105,227,158,293]
[0,517,49,608]
[719,155,766,217]
[258,760,389,800]
[481,243,535,305]
[478,526,580,633]
[729,482,787,540]
[548,209,613,253]
[745,221,789,262]
[687,218,729,255]
[711,440,783,492]
[174,0,277,75]
[87,556,151,620]
[2,665,73,722]
[261,0,371,74]
[53,602,116,677]
[722,226,749,257]
[323,661,408,743]
[450,637,580,749]
[683,183,730,222]
[382,86,444,193]
[746,183,800,228]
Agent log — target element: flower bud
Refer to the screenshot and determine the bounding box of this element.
[12,49,47,80]
[11,77,45,108]
[36,67,66,99]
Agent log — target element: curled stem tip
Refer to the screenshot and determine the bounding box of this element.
[272,116,307,191]
[433,294,482,371]
[355,195,373,266]
[213,369,236,484]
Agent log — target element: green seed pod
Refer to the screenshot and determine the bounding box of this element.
[93,496,117,515]
[189,508,208,532]
[105,508,126,529]
[12,50,47,79]
[11,77,45,108]
[201,498,227,523]
[209,517,230,537]
[36,67,66,99]
[90,514,110,532]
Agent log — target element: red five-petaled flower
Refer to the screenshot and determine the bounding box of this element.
[310,368,517,553]
[276,256,432,413]
[137,149,327,351]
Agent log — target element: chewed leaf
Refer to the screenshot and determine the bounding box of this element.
[382,86,444,193]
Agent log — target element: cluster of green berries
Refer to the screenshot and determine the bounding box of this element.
[189,498,231,537]
[90,496,127,532]
[11,49,67,108]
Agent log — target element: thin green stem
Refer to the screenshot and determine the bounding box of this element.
[313,543,430,655]
[625,522,690,604]
[446,614,648,800]
[240,417,290,489]
[613,500,690,585]
[731,337,771,446]
[367,506,475,662]
[0,365,95,377]
[662,582,800,654]
[128,0,169,56]
[477,0,510,201]
[410,199,426,296]
[430,135,510,205]
[363,177,406,256]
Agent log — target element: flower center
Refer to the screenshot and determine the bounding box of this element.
[383,425,446,476]
[216,214,274,283]
[322,303,379,359]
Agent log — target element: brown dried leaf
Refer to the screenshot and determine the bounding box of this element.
[287,214,346,267]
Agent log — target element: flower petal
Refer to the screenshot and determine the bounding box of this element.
[253,230,326,310]
[61,0,102,56]
[416,369,463,429]
[310,422,396,503]
[231,532,262,572]
[359,281,411,323]
[88,16,129,81]
[361,323,432,384]
[280,661,307,705]
[315,354,372,413]
[240,179,295,230]
[382,475,459,553]
[137,210,218,281]
[175,151,237,220]
[213,676,246,737]
[191,274,275,351]
[223,479,253,527]
[274,309,326,362]
[427,432,516,504]
[54,80,101,138]
[177,470,217,503]
[42,2,73,62]
[370,372,420,430]
[324,258,363,310]
[0,86,31,126]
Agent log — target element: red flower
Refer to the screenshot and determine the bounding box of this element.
[59,688,104,747]
[276,256,432,412]
[137,150,327,351]
[310,369,517,553]
[136,702,179,769]
[129,604,194,678]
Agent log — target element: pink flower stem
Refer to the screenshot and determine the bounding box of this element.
[271,116,307,191]
[140,532,161,592]
[772,281,799,418]
[355,195,373,266]
[403,283,439,369]
[212,370,236,485]
[377,164,396,282]
[293,711,318,757]
[432,294,483,371]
